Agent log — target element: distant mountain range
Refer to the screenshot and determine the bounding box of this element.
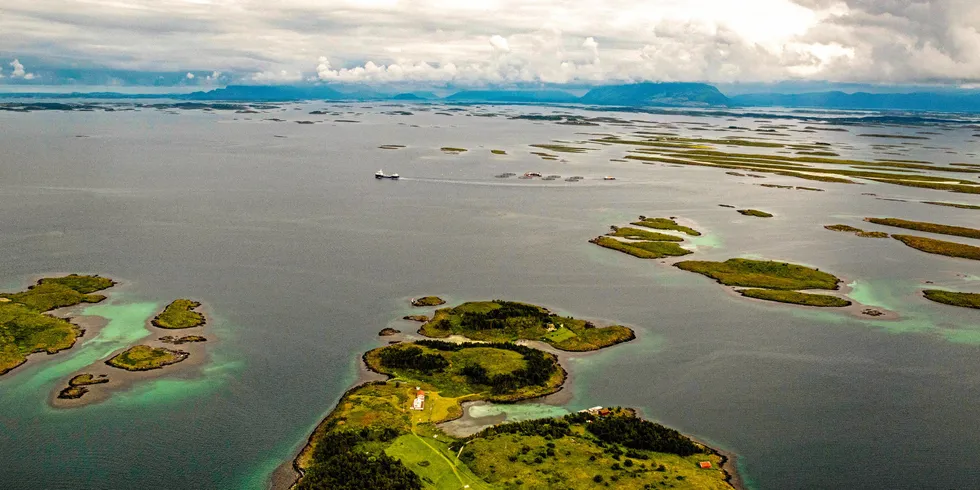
[444,89,580,103]
[580,82,729,107]
[3,82,980,113]
[729,91,980,113]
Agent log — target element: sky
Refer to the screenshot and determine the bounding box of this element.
[1,0,979,87]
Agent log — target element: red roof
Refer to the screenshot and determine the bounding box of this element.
[699,461,712,469]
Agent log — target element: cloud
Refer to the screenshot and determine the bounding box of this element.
[8,59,36,79]
[786,0,980,82]
[251,69,304,83]
[489,35,510,53]
[185,72,195,79]
[1,0,977,85]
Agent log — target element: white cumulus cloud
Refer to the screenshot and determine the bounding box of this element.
[8,59,35,80]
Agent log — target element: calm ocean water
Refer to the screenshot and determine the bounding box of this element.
[1,102,978,489]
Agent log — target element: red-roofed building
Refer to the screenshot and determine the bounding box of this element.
[699,461,712,469]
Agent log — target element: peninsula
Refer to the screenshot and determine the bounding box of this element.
[0,274,115,375]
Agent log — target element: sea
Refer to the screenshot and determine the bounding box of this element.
[1,101,978,489]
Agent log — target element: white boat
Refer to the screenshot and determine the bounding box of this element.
[375,169,400,180]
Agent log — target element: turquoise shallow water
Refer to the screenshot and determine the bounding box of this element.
[7,299,158,399]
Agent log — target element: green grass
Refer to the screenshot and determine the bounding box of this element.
[865,218,980,240]
[868,178,980,195]
[364,342,562,400]
[737,209,773,218]
[618,142,980,194]
[591,236,693,259]
[922,290,980,309]
[386,434,490,490]
[37,275,115,294]
[412,296,446,307]
[529,143,590,153]
[419,300,635,352]
[825,224,862,233]
[739,289,851,307]
[675,258,841,290]
[0,274,114,312]
[630,217,701,236]
[825,224,889,238]
[151,299,205,329]
[0,274,115,375]
[608,227,684,241]
[105,345,188,371]
[296,339,566,486]
[892,235,980,261]
[461,415,732,490]
[923,201,980,210]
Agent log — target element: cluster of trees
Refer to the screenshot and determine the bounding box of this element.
[378,346,449,373]
[464,349,555,394]
[454,301,555,331]
[413,340,559,394]
[467,417,572,441]
[570,413,702,456]
[298,427,420,490]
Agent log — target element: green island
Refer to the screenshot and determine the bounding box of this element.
[0,274,115,375]
[413,296,447,307]
[379,328,402,336]
[591,236,693,259]
[293,304,732,490]
[490,149,507,155]
[418,301,635,352]
[596,134,980,194]
[738,289,851,307]
[630,217,701,236]
[824,224,889,238]
[675,259,847,307]
[379,145,406,150]
[675,259,840,290]
[151,299,206,329]
[737,209,773,218]
[891,235,980,261]
[57,373,110,399]
[922,290,980,309]
[159,335,207,345]
[607,226,684,242]
[864,218,980,240]
[440,147,467,153]
[923,201,980,210]
[529,143,591,154]
[105,345,189,371]
[403,315,430,322]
